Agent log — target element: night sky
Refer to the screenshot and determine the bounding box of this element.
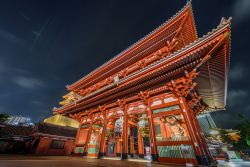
[0,0,250,128]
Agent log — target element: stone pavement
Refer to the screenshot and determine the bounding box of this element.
[0,155,183,167]
[217,160,250,167]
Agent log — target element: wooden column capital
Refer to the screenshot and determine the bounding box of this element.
[138,90,150,105]
[98,105,107,120]
[98,105,107,112]
[166,70,199,99]
[117,98,127,111]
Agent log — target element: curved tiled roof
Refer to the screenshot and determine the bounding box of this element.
[34,123,77,138]
[54,18,231,114]
[0,123,32,137]
[67,1,197,92]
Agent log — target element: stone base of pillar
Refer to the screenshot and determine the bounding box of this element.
[122,153,128,159]
[72,153,83,157]
[99,152,106,158]
[82,152,88,156]
[196,155,212,166]
[151,154,158,161]
[138,154,144,158]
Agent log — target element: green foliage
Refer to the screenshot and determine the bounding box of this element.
[246,129,250,146]
[233,113,250,150]
[0,113,9,122]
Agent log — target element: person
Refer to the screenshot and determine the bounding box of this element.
[224,152,229,162]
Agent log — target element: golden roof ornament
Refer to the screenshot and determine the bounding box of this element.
[59,91,81,106]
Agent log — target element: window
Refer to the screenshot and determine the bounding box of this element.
[152,105,180,114]
[50,140,65,149]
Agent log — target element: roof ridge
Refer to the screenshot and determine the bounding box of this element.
[167,17,232,60]
[67,2,193,89]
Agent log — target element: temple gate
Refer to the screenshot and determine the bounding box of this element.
[53,1,231,166]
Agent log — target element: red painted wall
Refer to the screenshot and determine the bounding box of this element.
[35,137,50,155]
[76,128,88,145]
[35,137,74,155]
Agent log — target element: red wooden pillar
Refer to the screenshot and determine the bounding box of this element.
[83,121,93,156]
[179,97,209,165]
[116,138,122,157]
[99,111,107,158]
[122,110,128,159]
[146,99,158,161]
[190,109,212,164]
[138,128,144,158]
[130,128,134,158]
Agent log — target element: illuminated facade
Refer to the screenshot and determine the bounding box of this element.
[197,113,217,135]
[53,2,231,165]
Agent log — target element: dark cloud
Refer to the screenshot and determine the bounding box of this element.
[12,76,44,89]
[229,64,247,81]
[0,29,27,47]
[0,0,249,128]
[232,0,250,24]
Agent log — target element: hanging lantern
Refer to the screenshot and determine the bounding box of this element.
[138,119,150,137]
[114,117,123,136]
[105,127,114,142]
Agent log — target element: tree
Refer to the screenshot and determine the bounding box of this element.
[227,132,241,143]
[0,113,9,122]
[233,114,250,150]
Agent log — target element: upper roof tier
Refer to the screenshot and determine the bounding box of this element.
[54,17,231,114]
[67,1,197,93]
